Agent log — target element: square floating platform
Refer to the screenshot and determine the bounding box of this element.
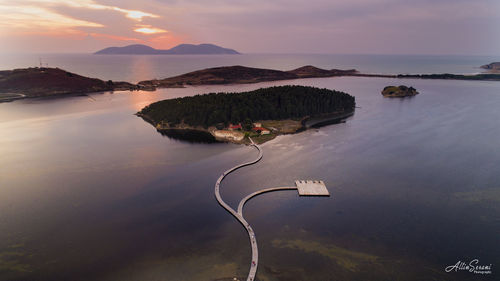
[295,180,330,196]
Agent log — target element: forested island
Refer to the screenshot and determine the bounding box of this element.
[381,85,419,97]
[138,85,355,144]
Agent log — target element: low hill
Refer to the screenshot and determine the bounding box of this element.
[138,65,358,88]
[95,43,240,55]
[139,66,297,88]
[287,65,357,78]
[0,67,136,98]
[138,85,355,129]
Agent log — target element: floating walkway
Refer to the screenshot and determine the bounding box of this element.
[214,138,329,281]
[214,138,262,281]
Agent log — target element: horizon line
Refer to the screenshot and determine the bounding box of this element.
[2,51,500,57]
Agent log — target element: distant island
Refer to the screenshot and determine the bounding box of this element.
[138,65,358,88]
[381,85,419,97]
[94,43,240,55]
[0,67,137,102]
[481,62,500,73]
[137,85,355,144]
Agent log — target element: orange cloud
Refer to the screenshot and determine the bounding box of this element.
[0,0,173,52]
[14,28,141,42]
[0,5,103,30]
[28,0,159,21]
[112,8,159,21]
[134,25,168,34]
[0,0,161,33]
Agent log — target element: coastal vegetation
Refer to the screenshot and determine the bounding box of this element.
[381,85,419,97]
[138,85,355,144]
[138,85,355,128]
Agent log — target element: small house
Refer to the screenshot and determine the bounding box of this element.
[252,127,270,135]
[228,123,242,131]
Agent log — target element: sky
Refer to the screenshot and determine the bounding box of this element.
[0,0,499,55]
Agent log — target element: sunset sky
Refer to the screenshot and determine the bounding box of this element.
[1,0,499,54]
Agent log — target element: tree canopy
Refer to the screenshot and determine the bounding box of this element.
[139,85,355,128]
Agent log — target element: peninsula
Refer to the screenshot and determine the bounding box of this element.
[137,85,355,144]
[0,67,137,102]
[95,43,240,55]
[138,66,500,89]
[138,65,358,88]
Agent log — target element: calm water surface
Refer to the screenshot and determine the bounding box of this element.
[1,53,500,82]
[1,73,499,280]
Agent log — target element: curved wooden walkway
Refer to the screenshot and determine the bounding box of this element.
[237,187,296,215]
[214,138,329,280]
[215,138,330,280]
[214,138,263,281]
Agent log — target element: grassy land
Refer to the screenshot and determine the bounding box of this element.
[249,133,277,144]
[260,119,303,134]
[239,119,305,144]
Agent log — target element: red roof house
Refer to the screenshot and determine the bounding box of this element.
[252,127,270,134]
[228,123,242,130]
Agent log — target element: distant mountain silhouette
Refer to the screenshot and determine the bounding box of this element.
[94,43,240,55]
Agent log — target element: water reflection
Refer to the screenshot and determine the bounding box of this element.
[0,77,499,281]
[158,128,219,143]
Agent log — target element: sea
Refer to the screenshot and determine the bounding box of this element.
[0,54,499,281]
[1,53,499,82]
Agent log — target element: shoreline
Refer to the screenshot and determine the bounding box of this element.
[2,71,496,105]
[137,109,354,145]
[0,93,26,103]
[2,65,500,104]
[138,70,500,91]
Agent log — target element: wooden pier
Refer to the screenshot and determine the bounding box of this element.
[214,138,329,281]
[214,138,262,281]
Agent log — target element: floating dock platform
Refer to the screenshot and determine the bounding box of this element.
[295,180,330,196]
